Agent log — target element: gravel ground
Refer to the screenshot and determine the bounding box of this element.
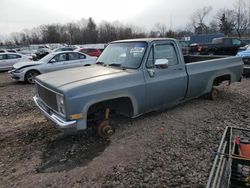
[0,71,250,187]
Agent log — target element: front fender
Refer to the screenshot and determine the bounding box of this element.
[71,93,138,130]
[82,92,139,117]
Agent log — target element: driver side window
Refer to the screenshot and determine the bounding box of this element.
[52,53,67,62]
[146,44,178,68]
[232,39,241,45]
[0,54,6,60]
[155,44,178,66]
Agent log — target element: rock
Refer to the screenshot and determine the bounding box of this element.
[11,168,16,173]
[59,159,67,163]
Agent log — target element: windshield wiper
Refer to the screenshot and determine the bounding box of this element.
[108,63,122,67]
[97,62,126,69]
[107,63,126,70]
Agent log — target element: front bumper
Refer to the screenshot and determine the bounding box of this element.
[8,70,25,81]
[33,96,77,128]
[243,65,250,75]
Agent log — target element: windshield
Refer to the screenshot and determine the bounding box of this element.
[97,42,147,69]
[53,48,61,52]
[39,53,54,63]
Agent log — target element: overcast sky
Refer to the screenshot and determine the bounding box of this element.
[0,0,236,37]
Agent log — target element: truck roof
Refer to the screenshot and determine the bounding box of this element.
[111,38,177,43]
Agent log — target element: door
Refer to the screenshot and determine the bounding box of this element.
[144,42,188,111]
[63,52,85,69]
[6,54,21,68]
[231,39,242,55]
[0,54,7,70]
[45,53,67,72]
[221,38,233,55]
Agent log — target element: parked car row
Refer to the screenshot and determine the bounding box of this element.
[2,37,250,85]
[0,45,104,62]
[8,51,97,83]
[0,45,104,82]
[0,49,17,53]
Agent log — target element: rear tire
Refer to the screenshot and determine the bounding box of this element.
[25,70,40,84]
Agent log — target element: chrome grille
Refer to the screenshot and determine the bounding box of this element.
[36,82,58,111]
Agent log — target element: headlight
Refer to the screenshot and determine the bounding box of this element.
[56,94,65,115]
[14,69,25,73]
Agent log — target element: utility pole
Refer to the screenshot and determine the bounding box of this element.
[170,14,173,31]
[248,0,250,35]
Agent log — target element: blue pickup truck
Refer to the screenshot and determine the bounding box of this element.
[33,38,243,137]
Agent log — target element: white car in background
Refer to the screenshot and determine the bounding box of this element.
[0,53,32,71]
[8,51,97,84]
[18,50,37,60]
[0,49,17,53]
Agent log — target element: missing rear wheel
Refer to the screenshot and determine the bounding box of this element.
[209,88,219,100]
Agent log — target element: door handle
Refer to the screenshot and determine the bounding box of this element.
[147,69,155,77]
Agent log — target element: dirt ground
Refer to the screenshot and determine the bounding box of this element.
[0,71,250,187]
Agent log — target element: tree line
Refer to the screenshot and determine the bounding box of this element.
[1,0,250,46]
[189,0,250,38]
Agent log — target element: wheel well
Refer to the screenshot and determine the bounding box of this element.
[25,69,40,75]
[25,69,41,81]
[213,74,231,86]
[87,97,134,120]
[206,49,214,54]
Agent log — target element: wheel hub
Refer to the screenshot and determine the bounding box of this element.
[97,120,114,138]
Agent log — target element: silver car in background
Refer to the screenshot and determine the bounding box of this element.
[0,53,32,71]
[8,51,97,83]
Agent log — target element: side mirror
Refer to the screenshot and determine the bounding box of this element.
[155,59,169,69]
[50,59,56,63]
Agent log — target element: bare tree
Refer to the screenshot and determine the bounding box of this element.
[191,6,212,34]
[130,26,147,38]
[234,0,249,38]
[165,30,177,38]
[98,21,117,43]
[215,9,235,35]
[153,23,167,37]
[11,32,22,45]
[66,22,80,44]
[208,20,219,33]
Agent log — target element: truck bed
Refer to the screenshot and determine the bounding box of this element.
[184,55,228,64]
[184,56,243,99]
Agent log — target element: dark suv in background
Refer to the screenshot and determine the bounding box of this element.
[190,37,246,55]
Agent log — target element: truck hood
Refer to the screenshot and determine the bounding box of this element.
[36,65,125,89]
[14,61,43,69]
